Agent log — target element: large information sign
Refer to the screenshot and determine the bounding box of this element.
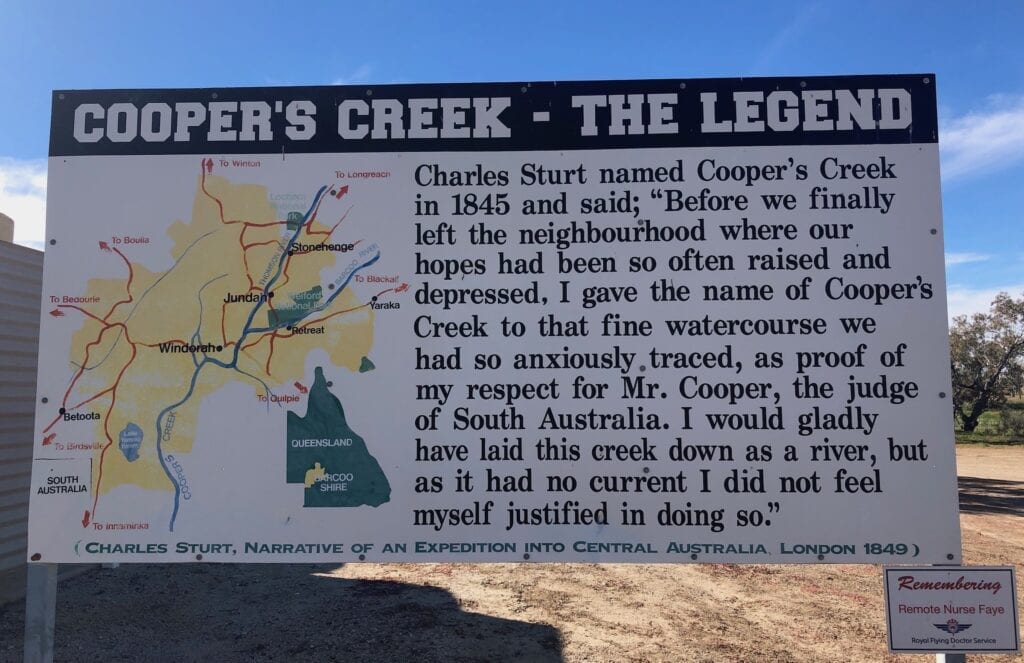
[29,75,961,563]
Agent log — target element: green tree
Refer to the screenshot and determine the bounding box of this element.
[949,292,1024,433]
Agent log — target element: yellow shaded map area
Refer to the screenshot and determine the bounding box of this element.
[304,462,326,488]
[66,172,375,502]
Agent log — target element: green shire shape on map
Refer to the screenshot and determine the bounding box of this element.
[358,356,375,373]
[286,367,391,507]
[268,285,322,328]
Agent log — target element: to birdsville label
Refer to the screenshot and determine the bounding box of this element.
[884,567,1020,653]
[28,74,962,563]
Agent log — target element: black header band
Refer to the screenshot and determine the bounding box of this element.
[50,74,937,157]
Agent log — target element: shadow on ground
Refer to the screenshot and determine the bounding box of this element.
[0,564,563,663]
[958,476,1024,516]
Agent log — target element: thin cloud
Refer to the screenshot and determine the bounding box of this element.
[940,95,1024,181]
[944,252,990,266]
[0,157,47,250]
[332,64,373,86]
[750,3,821,74]
[946,284,1024,322]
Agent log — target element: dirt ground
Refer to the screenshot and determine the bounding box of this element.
[1,446,1020,663]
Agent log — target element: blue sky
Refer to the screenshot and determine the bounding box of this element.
[1,1,1021,318]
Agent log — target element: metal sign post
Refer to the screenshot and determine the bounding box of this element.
[23,563,58,663]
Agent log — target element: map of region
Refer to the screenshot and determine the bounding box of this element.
[41,160,397,531]
[287,366,391,507]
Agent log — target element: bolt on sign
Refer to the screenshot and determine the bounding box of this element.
[29,75,960,563]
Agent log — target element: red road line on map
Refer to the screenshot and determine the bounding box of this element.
[233,282,391,378]
[65,329,138,410]
[200,170,227,224]
[220,301,231,346]
[264,291,280,321]
[73,171,362,502]
[278,186,340,289]
[199,160,292,295]
[91,340,139,520]
[136,339,190,348]
[237,223,287,291]
[200,165,271,228]
[239,236,256,291]
[238,327,282,375]
[44,321,128,433]
[239,332,271,352]
[230,220,292,340]
[264,333,278,375]
[305,207,352,238]
[42,311,139,521]
[274,270,291,293]
[69,162,311,523]
[52,244,138,430]
[245,221,289,228]
[256,286,393,352]
[101,247,135,320]
[237,224,254,290]
[280,250,295,282]
[241,238,280,250]
[58,304,107,325]
[66,382,115,412]
[294,299,375,331]
[41,414,61,435]
[201,160,252,340]
[302,188,329,234]
[240,288,379,353]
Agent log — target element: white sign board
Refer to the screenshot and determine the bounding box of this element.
[885,567,1020,653]
[28,75,961,563]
